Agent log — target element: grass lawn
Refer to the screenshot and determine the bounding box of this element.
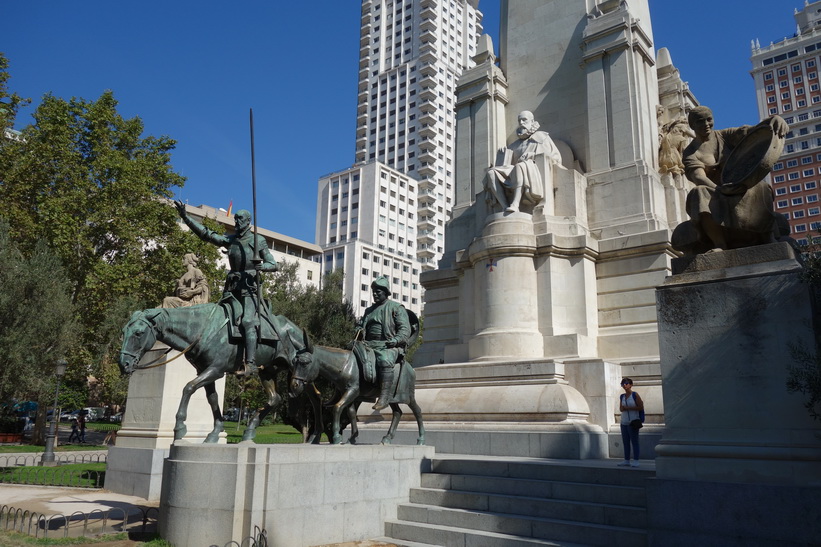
[223,422,320,444]
[0,462,106,488]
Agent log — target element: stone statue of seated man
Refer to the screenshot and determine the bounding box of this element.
[484,110,562,213]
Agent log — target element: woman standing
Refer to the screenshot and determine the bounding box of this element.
[618,377,644,468]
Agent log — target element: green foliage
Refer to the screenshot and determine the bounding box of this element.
[0,54,223,410]
[789,238,821,420]
[266,265,357,347]
[0,53,30,132]
[0,219,79,404]
[787,342,821,420]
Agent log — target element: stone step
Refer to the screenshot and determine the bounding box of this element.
[387,511,645,547]
[408,487,646,528]
[421,472,647,507]
[430,457,653,488]
[385,519,591,547]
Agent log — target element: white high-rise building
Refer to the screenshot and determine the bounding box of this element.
[317,0,483,317]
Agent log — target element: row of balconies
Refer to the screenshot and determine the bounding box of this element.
[417,177,436,191]
[417,230,436,245]
[418,216,436,231]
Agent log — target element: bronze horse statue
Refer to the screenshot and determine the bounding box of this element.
[118,303,322,443]
[289,330,425,446]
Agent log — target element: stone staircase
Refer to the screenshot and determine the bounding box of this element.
[379,455,652,547]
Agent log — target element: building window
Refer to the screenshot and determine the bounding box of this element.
[808,194,819,203]
[791,184,802,192]
[776,187,787,195]
[807,182,818,190]
[777,200,789,208]
[794,210,806,218]
[795,224,808,232]
[792,197,805,206]
[810,207,821,216]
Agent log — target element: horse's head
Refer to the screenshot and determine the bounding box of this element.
[289,329,315,397]
[119,310,160,375]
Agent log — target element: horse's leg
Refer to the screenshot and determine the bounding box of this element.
[307,385,324,445]
[243,376,281,442]
[381,403,403,445]
[203,382,224,443]
[331,388,359,445]
[175,367,223,441]
[346,403,359,445]
[408,397,426,445]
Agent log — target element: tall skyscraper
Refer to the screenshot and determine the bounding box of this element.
[317,0,483,317]
[751,1,821,244]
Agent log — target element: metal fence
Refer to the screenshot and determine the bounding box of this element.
[0,452,107,468]
[212,526,268,547]
[0,504,158,539]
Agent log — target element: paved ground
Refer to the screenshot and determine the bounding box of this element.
[0,426,156,519]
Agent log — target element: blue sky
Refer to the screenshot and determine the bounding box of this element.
[4,1,796,243]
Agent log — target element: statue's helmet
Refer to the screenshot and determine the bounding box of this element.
[371,275,391,295]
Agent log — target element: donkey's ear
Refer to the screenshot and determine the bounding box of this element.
[302,328,313,353]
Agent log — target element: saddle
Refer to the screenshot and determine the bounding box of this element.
[219,294,280,344]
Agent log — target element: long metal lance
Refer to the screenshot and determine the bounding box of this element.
[250,109,261,337]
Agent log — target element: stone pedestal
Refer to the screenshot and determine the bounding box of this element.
[655,243,821,484]
[159,443,434,547]
[465,212,542,360]
[648,243,821,544]
[358,359,616,459]
[105,343,225,500]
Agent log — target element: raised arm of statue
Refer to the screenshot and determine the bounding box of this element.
[174,200,230,248]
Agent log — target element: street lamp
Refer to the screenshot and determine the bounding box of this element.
[40,359,68,467]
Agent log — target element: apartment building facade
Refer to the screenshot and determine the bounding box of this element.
[751,0,821,243]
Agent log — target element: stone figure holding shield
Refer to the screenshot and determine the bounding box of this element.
[672,106,791,255]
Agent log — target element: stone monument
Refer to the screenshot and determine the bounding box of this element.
[357,0,687,459]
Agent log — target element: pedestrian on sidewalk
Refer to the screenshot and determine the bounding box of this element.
[618,377,644,468]
[78,412,87,443]
[67,418,79,443]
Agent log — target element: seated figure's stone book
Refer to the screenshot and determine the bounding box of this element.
[496,148,513,166]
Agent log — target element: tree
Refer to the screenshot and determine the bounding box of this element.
[266,265,357,348]
[0,219,79,404]
[0,54,223,409]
